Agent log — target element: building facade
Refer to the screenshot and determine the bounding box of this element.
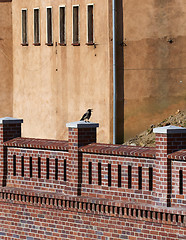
[0,0,186,143]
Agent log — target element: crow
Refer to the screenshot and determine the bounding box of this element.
[80,109,93,122]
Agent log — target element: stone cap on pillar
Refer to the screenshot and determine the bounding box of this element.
[0,117,23,124]
[153,125,186,134]
[66,121,99,129]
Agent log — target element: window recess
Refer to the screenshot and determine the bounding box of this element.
[46,7,53,46]
[86,4,94,45]
[33,8,40,45]
[59,6,66,45]
[21,9,28,46]
[72,5,80,46]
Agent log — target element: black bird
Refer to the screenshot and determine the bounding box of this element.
[80,109,93,122]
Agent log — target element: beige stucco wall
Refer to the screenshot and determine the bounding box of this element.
[12,0,186,143]
[0,1,13,117]
[122,0,186,140]
[12,0,112,143]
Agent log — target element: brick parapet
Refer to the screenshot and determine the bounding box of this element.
[0,120,185,239]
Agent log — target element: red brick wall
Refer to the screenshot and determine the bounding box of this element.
[0,123,21,187]
[0,121,185,239]
[171,160,186,208]
[0,196,185,240]
[7,147,68,193]
[81,153,155,204]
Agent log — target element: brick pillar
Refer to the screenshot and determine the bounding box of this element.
[66,121,99,196]
[153,125,186,207]
[0,117,23,186]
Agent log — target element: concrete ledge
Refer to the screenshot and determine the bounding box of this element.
[153,125,186,134]
[0,117,23,124]
[66,121,99,129]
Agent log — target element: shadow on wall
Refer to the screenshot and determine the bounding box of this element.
[116,0,124,144]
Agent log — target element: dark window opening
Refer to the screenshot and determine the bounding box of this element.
[73,6,79,44]
[64,159,67,181]
[108,164,111,187]
[47,7,53,44]
[87,5,94,44]
[98,162,101,185]
[34,8,40,44]
[22,9,28,45]
[89,162,92,184]
[138,167,142,190]
[38,157,41,178]
[46,158,50,179]
[128,165,132,189]
[55,158,58,180]
[13,155,16,176]
[29,157,32,178]
[21,156,24,177]
[179,170,183,194]
[149,167,153,191]
[59,6,66,44]
[118,164,121,187]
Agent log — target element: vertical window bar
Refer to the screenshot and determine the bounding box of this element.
[21,156,24,177]
[22,9,28,44]
[118,164,121,187]
[89,162,92,184]
[98,162,101,185]
[149,167,153,191]
[179,170,183,195]
[87,5,93,43]
[34,8,40,44]
[128,166,132,189]
[55,158,58,180]
[29,157,32,178]
[73,6,79,44]
[13,155,16,176]
[64,159,67,181]
[108,164,111,187]
[38,157,41,178]
[59,6,65,44]
[46,158,50,179]
[47,7,53,44]
[138,167,142,190]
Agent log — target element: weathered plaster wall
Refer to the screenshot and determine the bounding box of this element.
[12,0,186,143]
[0,1,13,117]
[12,0,112,143]
[122,0,186,140]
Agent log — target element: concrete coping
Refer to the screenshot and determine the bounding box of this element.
[0,117,23,124]
[153,125,186,134]
[66,121,99,129]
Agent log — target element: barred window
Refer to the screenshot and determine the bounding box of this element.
[59,6,66,45]
[22,9,28,45]
[34,8,40,45]
[87,5,94,44]
[46,7,53,45]
[73,6,80,45]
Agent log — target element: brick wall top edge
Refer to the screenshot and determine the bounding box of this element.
[3,137,68,151]
[168,149,186,161]
[79,143,156,158]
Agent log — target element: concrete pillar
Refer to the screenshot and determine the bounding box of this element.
[66,121,99,195]
[153,125,186,207]
[0,117,23,186]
